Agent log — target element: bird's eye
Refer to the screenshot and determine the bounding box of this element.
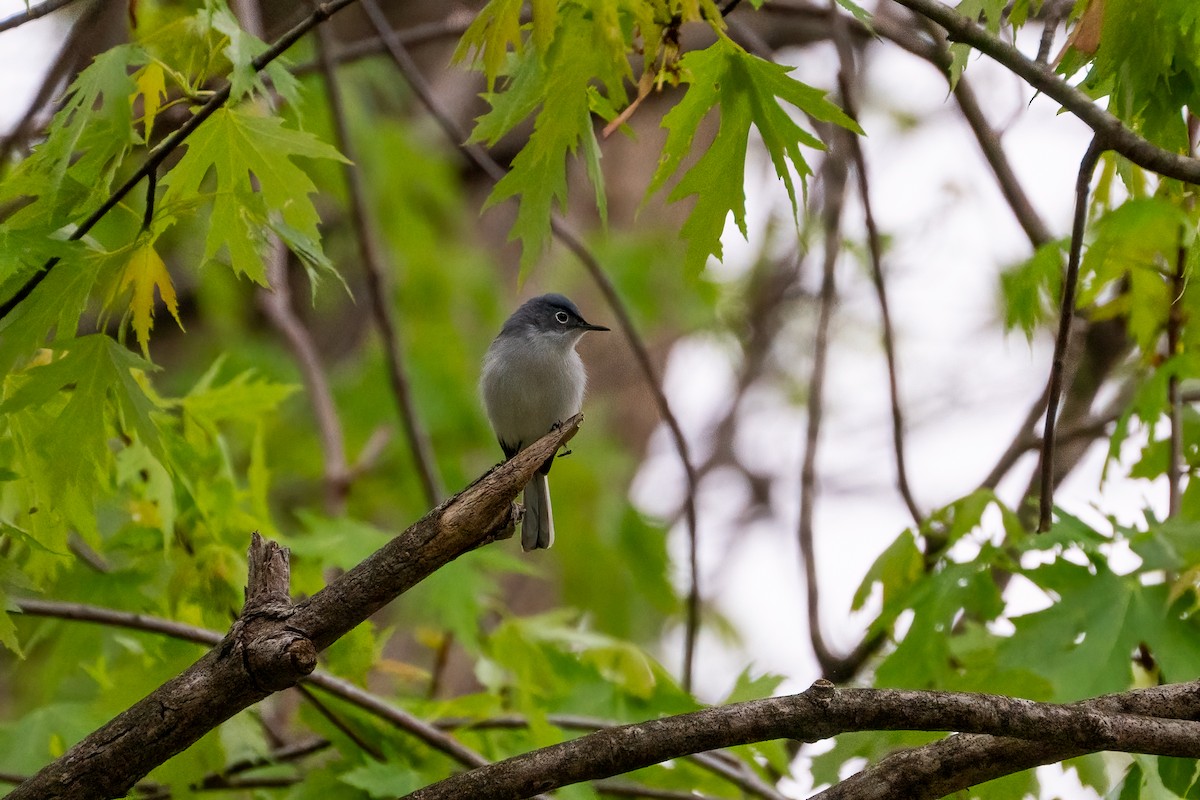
[554,311,569,324]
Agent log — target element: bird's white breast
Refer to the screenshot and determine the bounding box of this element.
[480,332,587,451]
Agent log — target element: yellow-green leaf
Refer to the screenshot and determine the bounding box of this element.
[133,62,167,141]
[118,241,183,356]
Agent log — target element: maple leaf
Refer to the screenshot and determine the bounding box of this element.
[113,240,184,356]
[1,335,163,538]
[646,37,861,274]
[132,62,167,141]
[473,6,630,274]
[161,107,347,283]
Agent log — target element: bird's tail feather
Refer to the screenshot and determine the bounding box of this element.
[521,474,554,550]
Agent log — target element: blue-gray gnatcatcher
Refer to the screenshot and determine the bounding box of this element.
[480,294,609,550]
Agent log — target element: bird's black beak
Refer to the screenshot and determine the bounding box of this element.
[579,322,610,332]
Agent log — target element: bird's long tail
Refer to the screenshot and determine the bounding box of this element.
[521,473,554,550]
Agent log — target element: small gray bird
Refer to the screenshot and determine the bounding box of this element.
[480,294,609,550]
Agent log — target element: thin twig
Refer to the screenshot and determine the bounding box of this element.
[1168,242,1187,517]
[140,170,157,232]
[798,134,846,676]
[294,683,386,761]
[258,239,352,512]
[357,0,704,691]
[313,20,444,506]
[292,15,482,76]
[1038,137,1105,532]
[980,382,1050,490]
[594,781,724,799]
[0,0,81,33]
[0,0,365,322]
[828,2,922,525]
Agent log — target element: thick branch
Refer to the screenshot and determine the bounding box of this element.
[816,679,1200,799]
[9,418,579,799]
[404,680,1200,800]
[891,0,1200,184]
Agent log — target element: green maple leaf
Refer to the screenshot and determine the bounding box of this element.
[202,0,300,104]
[453,0,527,91]
[998,558,1200,701]
[1,335,163,539]
[0,45,143,223]
[161,107,347,284]
[1,335,162,479]
[647,37,861,274]
[472,6,630,275]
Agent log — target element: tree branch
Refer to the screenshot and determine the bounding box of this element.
[890,0,1200,185]
[828,1,922,525]
[8,418,580,799]
[404,680,1200,800]
[313,18,445,507]
[356,0,705,692]
[0,0,82,33]
[1038,137,1104,531]
[258,237,353,512]
[814,679,1200,800]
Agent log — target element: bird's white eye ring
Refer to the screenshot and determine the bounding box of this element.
[555,311,569,324]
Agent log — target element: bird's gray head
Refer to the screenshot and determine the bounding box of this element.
[499,293,610,343]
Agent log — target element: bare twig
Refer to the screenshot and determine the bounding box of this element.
[357,0,705,691]
[0,0,102,170]
[891,0,1200,184]
[313,19,445,507]
[828,2,922,525]
[0,0,81,33]
[295,683,385,761]
[1169,242,1187,517]
[1038,137,1104,532]
[258,238,353,512]
[798,142,846,679]
[293,15,482,76]
[0,0,366,322]
[594,782,724,799]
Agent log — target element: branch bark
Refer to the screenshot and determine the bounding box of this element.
[404,680,1200,800]
[814,679,1200,800]
[9,417,580,799]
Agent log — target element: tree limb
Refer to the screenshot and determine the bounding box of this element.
[891,0,1200,185]
[8,417,580,799]
[0,0,82,33]
[1038,137,1104,531]
[814,679,1200,800]
[403,680,1200,800]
